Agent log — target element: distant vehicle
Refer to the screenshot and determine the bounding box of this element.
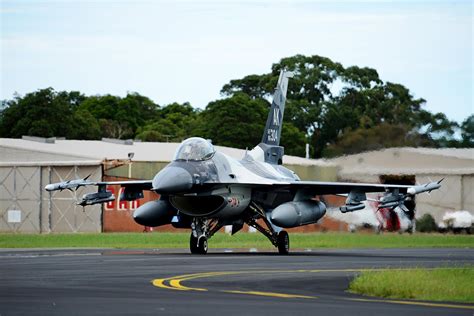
[45,71,442,254]
[439,210,473,234]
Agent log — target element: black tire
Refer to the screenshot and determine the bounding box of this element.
[197,236,208,254]
[190,234,199,254]
[277,230,289,255]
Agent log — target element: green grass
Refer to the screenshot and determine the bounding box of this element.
[0,232,472,249]
[349,267,474,303]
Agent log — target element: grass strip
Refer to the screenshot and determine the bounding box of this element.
[0,232,472,249]
[349,267,474,303]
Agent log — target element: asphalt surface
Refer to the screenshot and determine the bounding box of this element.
[0,247,473,315]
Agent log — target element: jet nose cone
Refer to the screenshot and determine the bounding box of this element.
[152,167,193,193]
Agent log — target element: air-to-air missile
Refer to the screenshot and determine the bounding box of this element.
[407,179,443,195]
[44,175,92,192]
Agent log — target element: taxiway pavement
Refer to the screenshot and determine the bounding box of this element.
[0,248,473,315]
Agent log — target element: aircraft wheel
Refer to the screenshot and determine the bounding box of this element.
[197,236,208,254]
[277,230,289,255]
[190,234,199,254]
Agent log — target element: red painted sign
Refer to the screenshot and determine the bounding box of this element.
[104,186,139,211]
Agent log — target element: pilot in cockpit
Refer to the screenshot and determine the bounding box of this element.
[174,137,215,161]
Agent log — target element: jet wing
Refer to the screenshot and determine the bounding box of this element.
[288,179,442,212]
[95,180,153,189]
[204,179,433,195]
[285,180,415,195]
[45,179,153,191]
[203,178,442,213]
[45,178,153,206]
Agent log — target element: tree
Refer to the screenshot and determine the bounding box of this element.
[136,102,200,142]
[196,93,268,149]
[195,93,309,156]
[280,123,308,157]
[322,124,432,158]
[0,88,83,138]
[77,92,159,139]
[69,110,101,140]
[219,54,464,157]
[460,115,474,147]
[221,74,272,99]
[115,93,159,136]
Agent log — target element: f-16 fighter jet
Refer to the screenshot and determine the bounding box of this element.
[45,71,442,254]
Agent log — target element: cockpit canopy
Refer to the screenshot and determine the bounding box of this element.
[173,137,215,161]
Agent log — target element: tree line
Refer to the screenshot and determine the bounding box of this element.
[1,54,472,158]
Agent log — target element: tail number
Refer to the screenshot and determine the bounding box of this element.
[267,129,278,142]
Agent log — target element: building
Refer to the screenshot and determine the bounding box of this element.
[0,137,102,233]
[327,147,474,223]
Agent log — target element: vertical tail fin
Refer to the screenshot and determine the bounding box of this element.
[261,70,293,146]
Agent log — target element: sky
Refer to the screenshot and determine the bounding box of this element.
[1,0,472,123]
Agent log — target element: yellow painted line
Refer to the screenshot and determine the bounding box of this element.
[152,272,223,291]
[152,267,474,307]
[169,279,207,291]
[152,279,187,291]
[223,290,316,299]
[153,271,242,291]
[346,298,474,310]
[168,271,250,291]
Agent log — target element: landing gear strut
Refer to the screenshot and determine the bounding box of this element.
[190,218,222,255]
[245,202,290,255]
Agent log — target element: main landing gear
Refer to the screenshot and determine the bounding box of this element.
[188,203,291,255]
[276,230,290,255]
[245,202,290,255]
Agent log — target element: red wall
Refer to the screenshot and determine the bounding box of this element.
[102,176,178,232]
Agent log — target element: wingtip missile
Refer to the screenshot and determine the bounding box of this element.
[44,183,57,191]
[44,177,93,192]
[407,180,442,196]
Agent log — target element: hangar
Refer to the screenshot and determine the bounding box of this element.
[327,147,474,222]
[0,137,103,233]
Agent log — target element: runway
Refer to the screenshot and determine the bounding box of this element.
[1,248,473,315]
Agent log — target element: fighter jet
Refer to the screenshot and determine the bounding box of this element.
[45,71,442,254]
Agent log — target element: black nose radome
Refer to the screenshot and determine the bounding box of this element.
[152,167,193,193]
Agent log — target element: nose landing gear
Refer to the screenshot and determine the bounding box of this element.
[190,218,222,255]
[190,234,208,254]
